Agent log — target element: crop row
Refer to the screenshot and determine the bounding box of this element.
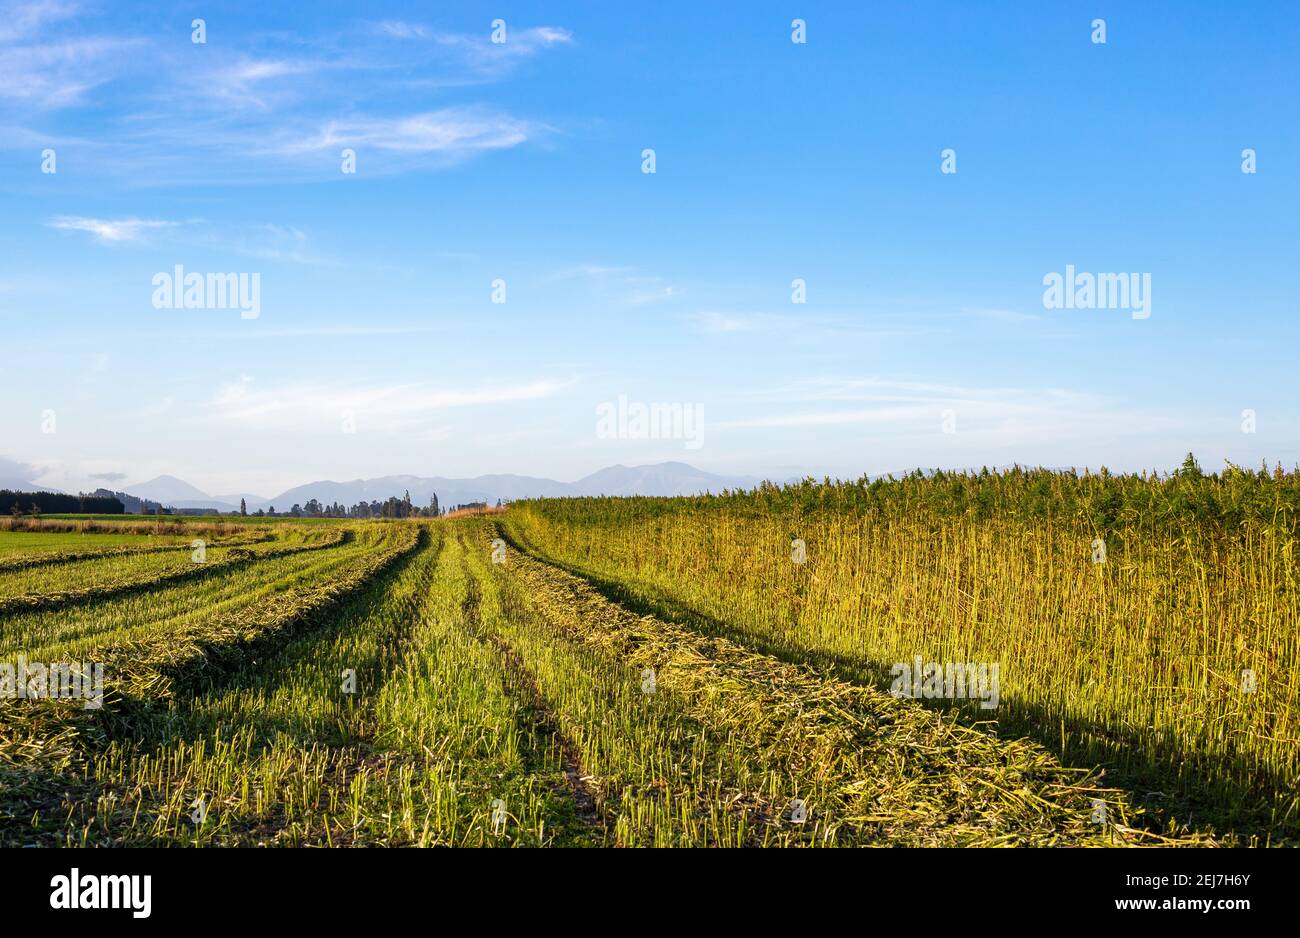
[0,530,276,574]
[1,525,422,844]
[0,528,373,661]
[0,527,351,618]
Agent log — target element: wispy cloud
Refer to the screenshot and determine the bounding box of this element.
[961,306,1042,323]
[47,215,177,242]
[548,264,634,280]
[2,12,571,180]
[627,284,682,305]
[718,405,931,429]
[441,25,573,53]
[277,107,537,157]
[374,20,433,40]
[195,57,329,111]
[716,378,1187,450]
[744,377,1000,403]
[206,376,575,432]
[419,25,574,77]
[181,223,331,266]
[0,2,142,106]
[0,35,142,106]
[549,263,680,306]
[693,311,779,334]
[0,0,78,42]
[690,311,942,340]
[143,323,449,341]
[44,216,333,263]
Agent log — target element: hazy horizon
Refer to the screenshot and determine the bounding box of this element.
[3,453,1276,509]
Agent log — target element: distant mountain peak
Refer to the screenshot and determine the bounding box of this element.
[126,475,213,502]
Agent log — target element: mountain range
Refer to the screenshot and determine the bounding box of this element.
[117,462,770,512]
[7,461,1091,514]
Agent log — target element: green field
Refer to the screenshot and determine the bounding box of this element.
[0,531,192,556]
[1,470,1295,847]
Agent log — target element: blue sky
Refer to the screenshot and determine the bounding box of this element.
[1,0,1296,497]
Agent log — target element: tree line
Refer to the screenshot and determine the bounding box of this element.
[2,490,125,515]
[245,491,440,519]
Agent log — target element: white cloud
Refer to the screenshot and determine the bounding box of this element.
[190,57,331,111]
[548,263,680,306]
[715,378,1188,451]
[627,285,682,305]
[278,107,537,156]
[47,216,177,242]
[746,377,1021,403]
[367,25,575,89]
[690,312,941,341]
[433,25,574,66]
[375,21,432,40]
[718,405,929,429]
[206,376,574,432]
[961,306,1042,323]
[1,14,570,178]
[0,34,142,105]
[374,21,573,57]
[0,0,78,42]
[548,264,634,280]
[694,311,768,334]
[0,4,143,106]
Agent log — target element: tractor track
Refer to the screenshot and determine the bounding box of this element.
[456,536,606,842]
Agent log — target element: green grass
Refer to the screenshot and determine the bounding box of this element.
[0,531,192,556]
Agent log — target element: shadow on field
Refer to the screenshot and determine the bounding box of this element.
[0,690,125,845]
[497,527,1294,845]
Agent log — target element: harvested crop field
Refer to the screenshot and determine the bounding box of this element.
[2,472,1294,848]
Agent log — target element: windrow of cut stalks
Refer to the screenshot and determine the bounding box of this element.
[0,517,254,537]
[461,529,780,846]
[103,525,419,704]
[503,486,1298,844]
[0,526,421,844]
[5,526,586,846]
[0,529,275,574]
[0,526,351,617]
[480,521,1212,846]
[0,531,372,662]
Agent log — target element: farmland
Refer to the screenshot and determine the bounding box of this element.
[0,467,1295,847]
